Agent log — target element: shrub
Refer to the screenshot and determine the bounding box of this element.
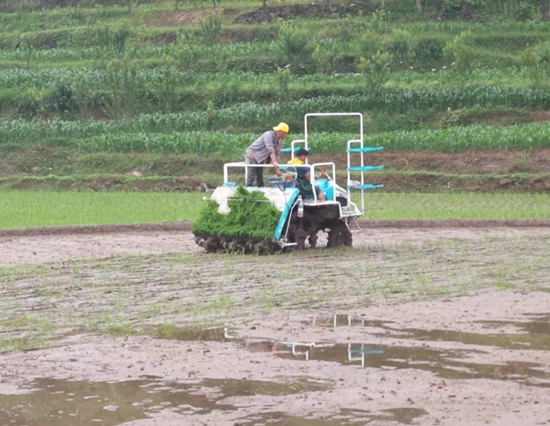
[443,31,475,79]
[42,81,79,115]
[534,41,550,63]
[413,36,446,69]
[355,30,384,61]
[275,22,314,74]
[386,29,412,66]
[357,50,393,94]
[14,88,44,118]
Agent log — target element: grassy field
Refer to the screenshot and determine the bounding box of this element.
[0,191,204,228]
[1,191,548,229]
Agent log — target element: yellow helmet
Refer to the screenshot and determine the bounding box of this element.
[273,122,289,133]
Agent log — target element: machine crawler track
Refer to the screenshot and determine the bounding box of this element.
[194,235,282,254]
[194,220,352,254]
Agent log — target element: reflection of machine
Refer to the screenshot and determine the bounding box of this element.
[247,339,383,368]
[348,344,385,368]
[193,113,383,254]
[314,313,371,328]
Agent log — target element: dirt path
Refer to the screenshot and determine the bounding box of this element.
[0,222,549,425]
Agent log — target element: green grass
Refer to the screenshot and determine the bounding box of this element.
[0,191,548,230]
[361,192,550,220]
[0,191,205,229]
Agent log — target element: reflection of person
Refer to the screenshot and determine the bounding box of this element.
[244,122,289,187]
[287,148,326,201]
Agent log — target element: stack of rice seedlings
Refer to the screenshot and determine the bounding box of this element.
[192,186,282,254]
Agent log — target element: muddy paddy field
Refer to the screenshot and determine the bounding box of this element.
[1,222,550,426]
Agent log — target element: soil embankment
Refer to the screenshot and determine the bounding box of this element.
[2,149,550,193]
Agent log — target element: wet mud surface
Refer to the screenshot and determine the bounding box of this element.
[1,223,550,425]
[1,219,549,265]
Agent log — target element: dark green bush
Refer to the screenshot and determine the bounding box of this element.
[14,89,43,118]
[413,36,446,69]
[43,82,79,115]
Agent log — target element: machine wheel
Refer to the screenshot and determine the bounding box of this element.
[327,221,353,248]
[342,226,353,247]
[295,227,308,250]
[308,231,318,249]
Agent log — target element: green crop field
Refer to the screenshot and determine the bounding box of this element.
[0,191,205,229]
[1,191,548,230]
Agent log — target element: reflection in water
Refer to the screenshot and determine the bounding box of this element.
[0,378,231,426]
[247,337,550,387]
[314,313,390,328]
[151,325,237,341]
[382,408,429,425]
[314,313,550,350]
[0,376,324,426]
[273,341,384,367]
[237,407,428,426]
[5,316,548,426]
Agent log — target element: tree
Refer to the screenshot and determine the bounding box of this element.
[71,0,81,12]
[357,50,393,94]
[522,0,550,20]
[199,15,222,46]
[522,47,543,89]
[312,41,341,74]
[154,60,182,113]
[537,0,550,20]
[277,67,290,106]
[123,0,137,13]
[112,25,132,57]
[443,31,474,80]
[387,29,412,66]
[174,32,202,70]
[102,58,146,119]
[275,22,313,74]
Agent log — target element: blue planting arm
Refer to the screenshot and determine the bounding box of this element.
[274,188,300,240]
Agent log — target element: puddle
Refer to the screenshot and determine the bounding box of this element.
[382,408,429,424]
[237,412,357,425]
[140,321,550,389]
[315,313,550,350]
[18,319,543,425]
[478,313,550,336]
[0,376,323,426]
[101,324,238,343]
[246,339,550,387]
[151,325,236,342]
[201,377,326,398]
[236,407,428,425]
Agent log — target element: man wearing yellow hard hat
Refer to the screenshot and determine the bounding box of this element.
[244,122,289,187]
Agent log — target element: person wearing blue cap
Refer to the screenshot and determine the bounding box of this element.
[287,148,326,201]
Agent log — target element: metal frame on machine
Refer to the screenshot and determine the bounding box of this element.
[222,112,382,231]
[299,112,383,213]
